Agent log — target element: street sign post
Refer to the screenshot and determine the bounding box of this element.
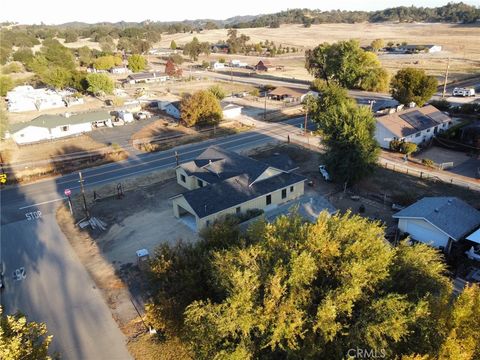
[64,188,73,215]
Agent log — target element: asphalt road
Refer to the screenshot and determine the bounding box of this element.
[0,116,310,359]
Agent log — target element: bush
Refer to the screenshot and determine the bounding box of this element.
[207,85,226,100]
[399,142,418,155]
[389,139,402,152]
[1,62,22,74]
[429,99,451,112]
[249,88,260,97]
[422,158,436,168]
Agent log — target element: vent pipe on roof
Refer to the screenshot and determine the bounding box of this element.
[447,199,452,205]
[434,208,439,212]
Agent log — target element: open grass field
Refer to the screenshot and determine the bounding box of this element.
[158,23,480,81]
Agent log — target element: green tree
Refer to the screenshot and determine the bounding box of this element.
[0,307,52,360]
[63,30,78,43]
[86,73,114,95]
[371,38,385,52]
[311,82,380,184]
[207,85,226,100]
[127,54,147,73]
[93,55,122,70]
[77,46,93,67]
[41,67,72,89]
[183,37,210,61]
[305,40,389,92]
[180,90,222,127]
[12,47,34,66]
[1,63,22,74]
[170,40,177,50]
[0,46,12,65]
[437,285,480,360]
[0,75,14,96]
[391,68,438,106]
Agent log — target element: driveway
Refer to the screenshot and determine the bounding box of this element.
[417,146,480,178]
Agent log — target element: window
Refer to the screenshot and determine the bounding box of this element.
[415,133,421,138]
[236,206,241,214]
[266,194,272,205]
[61,125,69,132]
[290,186,294,192]
[426,129,430,133]
[180,174,186,183]
[197,179,203,187]
[281,189,287,199]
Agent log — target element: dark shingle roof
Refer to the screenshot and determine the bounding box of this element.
[183,172,306,218]
[181,146,271,185]
[127,71,167,81]
[393,197,480,240]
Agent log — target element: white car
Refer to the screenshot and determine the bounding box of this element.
[465,246,480,261]
[319,165,331,181]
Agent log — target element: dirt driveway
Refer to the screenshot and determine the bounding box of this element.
[416,146,480,178]
[90,178,196,267]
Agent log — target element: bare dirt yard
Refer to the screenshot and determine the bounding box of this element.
[157,23,480,81]
[56,168,196,356]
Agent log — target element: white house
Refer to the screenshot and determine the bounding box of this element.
[393,197,480,254]
[231,59,248,68]
[6,86,66,113]
[164,101,181,119]
[222,103,242,119]
[117,111,134,123]
[126,72,169,84]
[110,66,129,74]
[394,45,442,53]
[210,61,225,70]
[375,105,454,149]
[7,111,111,145]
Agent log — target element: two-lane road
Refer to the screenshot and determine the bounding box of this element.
[0,116,309,359]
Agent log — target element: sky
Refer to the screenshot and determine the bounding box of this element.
[1,0,477,24]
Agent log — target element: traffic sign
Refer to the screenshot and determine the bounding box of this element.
[64,188,72,196]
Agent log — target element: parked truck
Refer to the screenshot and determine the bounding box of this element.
[452,87,476,97]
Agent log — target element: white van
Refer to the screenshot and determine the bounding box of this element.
[453,87,476,97]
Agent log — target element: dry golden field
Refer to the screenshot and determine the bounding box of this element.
[158,23,480,81]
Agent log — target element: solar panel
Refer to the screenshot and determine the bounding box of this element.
[399,110,437,131]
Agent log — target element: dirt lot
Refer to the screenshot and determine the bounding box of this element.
[156,23,480,81]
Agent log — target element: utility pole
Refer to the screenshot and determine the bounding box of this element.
[263,90,267,120]
[442,57,450,99]
[78,171,89,219]
[175,151,179,166]
[304,106,308,136]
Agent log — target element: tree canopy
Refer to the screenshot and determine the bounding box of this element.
[305,40,389,92]
[391,68,438,106]
[127,54,147,73]
[310,82,380,184]
[86,73,114,95]
[93,55,122,70]
[180,90,222,127]
[144,209,477,359]
[183,37,210,61]
[0,307,52,360]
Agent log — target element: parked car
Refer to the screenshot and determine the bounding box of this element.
[453,87,476,97]
[319,165,331,181]
[135,111,151,120]
[465,245,480,261]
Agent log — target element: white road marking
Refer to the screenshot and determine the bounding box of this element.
[19,197,66,210]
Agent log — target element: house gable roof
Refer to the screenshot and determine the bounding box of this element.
[393,197,480,240]
[376,105,451,138]
[9,111,110,133]
[182,172,306,218]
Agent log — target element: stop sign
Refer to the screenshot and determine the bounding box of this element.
[64,189,72,196]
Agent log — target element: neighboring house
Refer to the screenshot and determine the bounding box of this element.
[394,44,442,53]
[125,72,169,84]
[164,101,181,119]
[222,103,243,119]
[110,66,129,74]
[171,146,306,231]
[210,61,225,70]
[117,111,134,123]
[357,99,401,114]
[211,44,229,53]
[393,197,480,254]
[6,86,66,113]
[255,60,273,72]
[230,59,248,68]
[268,87,317,103]
[7,111,111,145]
[375,105,454,148]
